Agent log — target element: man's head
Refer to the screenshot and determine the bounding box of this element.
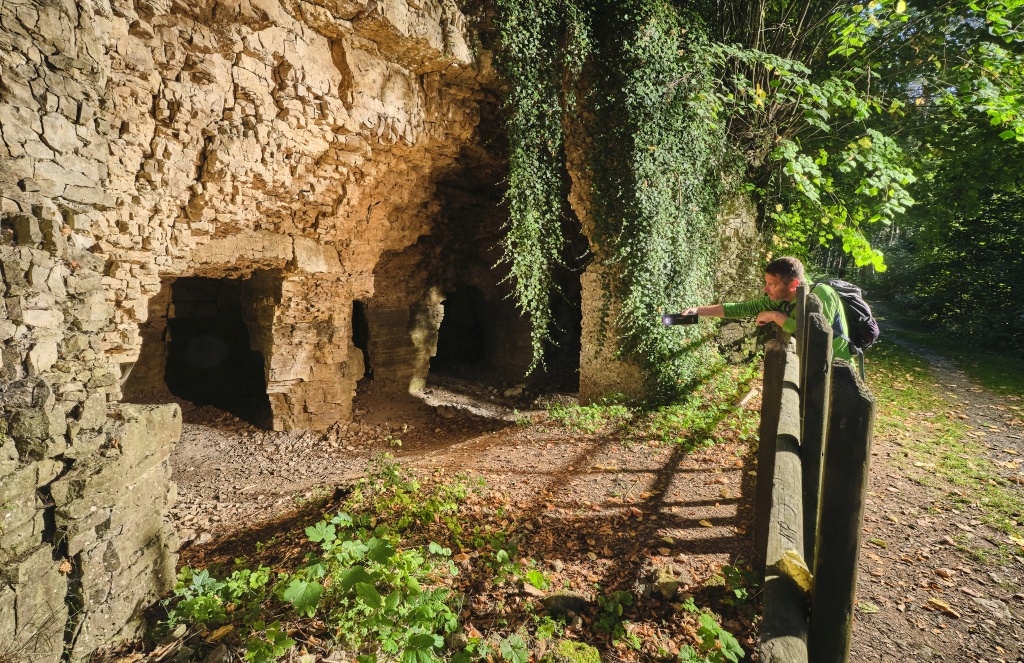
[763,256,804,302]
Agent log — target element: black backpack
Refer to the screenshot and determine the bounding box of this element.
[811,278,880,353]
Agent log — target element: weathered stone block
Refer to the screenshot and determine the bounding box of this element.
[11,406,66,449]
[0,545,68,663]
[8,214,42,246]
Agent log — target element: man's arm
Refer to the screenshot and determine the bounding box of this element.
[683,305,724,318]
[684,300,793,331]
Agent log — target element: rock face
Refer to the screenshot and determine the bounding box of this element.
[0,0,515,657]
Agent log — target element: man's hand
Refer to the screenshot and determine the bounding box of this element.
[756,310,787,327]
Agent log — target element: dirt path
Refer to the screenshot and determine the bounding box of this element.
[851,341,1024,663]
[165,339,1024,662]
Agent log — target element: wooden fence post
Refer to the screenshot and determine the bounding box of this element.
[807,361,876,663]
[760,433,808,663]
[754,340,787,570]
[759,344,808,663]
[800,311,832,570]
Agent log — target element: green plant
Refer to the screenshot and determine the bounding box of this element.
[594,590,640,649]
[524,568,550,590]
[244,622,295,663]
[547,398,633,434]
[167,565,272,629]
[162,457,476,662]
[499,634,529,663]
[677,599,744,663]
[533,615,564,641]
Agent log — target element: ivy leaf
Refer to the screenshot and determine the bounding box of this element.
[282,578,322,618]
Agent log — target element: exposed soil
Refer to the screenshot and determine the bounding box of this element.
[159,337,1024,662]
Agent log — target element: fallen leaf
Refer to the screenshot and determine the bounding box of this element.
[869,538,888,548]
[926,597,961,618]
[858,601,881,614]
[776,549,813,593]
[698,520,713,528]
[207,624,234,642]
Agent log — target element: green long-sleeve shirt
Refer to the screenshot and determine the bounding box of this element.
[722,283,852,361]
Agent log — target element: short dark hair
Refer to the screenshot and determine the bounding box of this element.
[765,256,805,285]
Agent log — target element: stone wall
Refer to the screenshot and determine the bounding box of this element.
[0,0,504,657]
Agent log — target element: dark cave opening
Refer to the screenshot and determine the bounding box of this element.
[164,278,270,423]
[352,300,373,380]
[431,286,489,373]
[125,277,272,426]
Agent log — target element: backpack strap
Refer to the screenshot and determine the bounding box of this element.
[809,282,852,346]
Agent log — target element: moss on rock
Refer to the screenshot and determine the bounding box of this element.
[541,639,601,663]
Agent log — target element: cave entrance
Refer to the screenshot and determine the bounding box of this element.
[352,300,372,380]
[431,286,490,375]
[124,276,271,427]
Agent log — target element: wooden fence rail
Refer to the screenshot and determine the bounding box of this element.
[755,285,876,663]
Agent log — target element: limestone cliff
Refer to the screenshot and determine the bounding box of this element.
[0,0,510,657]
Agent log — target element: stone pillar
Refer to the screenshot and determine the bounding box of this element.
[365,287,444,396]
[577,265,647,404]
[245,271,364,430]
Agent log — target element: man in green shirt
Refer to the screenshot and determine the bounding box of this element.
[682,256,853,362]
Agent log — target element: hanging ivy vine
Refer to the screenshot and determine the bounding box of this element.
[493,0,590,369]
[587,1,730,401]
[495,0,730,400]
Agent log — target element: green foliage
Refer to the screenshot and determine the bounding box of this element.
[677,599,744,663]
[164,457,472,662]
[524,569,550,590]
[495,0,730,398]
[244,622,295,663]
[594,590,641,649]
[493,0,589,367]
[499,634,529,663]
[586,1,730,401]
[546,396,633,434]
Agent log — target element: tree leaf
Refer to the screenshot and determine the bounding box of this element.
[339,565,374,590]
[356,582,382,609]
[282,578,322,618]
[367,538,396,563]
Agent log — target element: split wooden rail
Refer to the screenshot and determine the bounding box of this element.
[754,285,877,663]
